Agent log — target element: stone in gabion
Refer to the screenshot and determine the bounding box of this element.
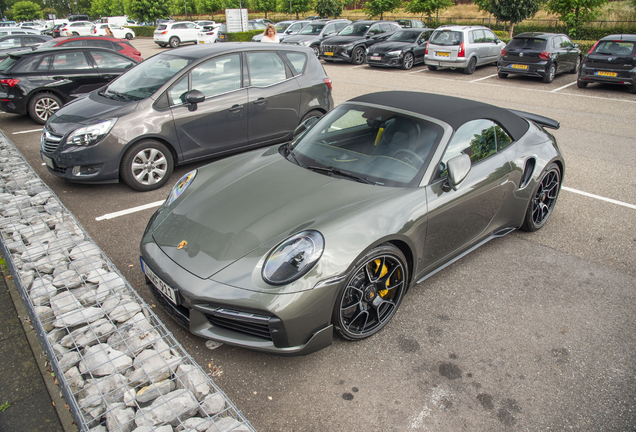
[54,306,105,328]
[176,364,210,402]
[134,389,199,428]
[109,301,142,323]
[29,276,57,306]
[65,366,86,392]
[50,290,83,316]
[177,417,214,432]
[79,373,129,409]
[60,318,116,349]
[133,426,173,432]
[52,269,84,289]
[73,256,106,275]
[34,305,55,332]
[198,393,226,417]
[21,243,48,261]
[59,351,80,373]
[34,252,68,274]
[127,349,183,388]
[135,379,175,404]
[69,242,101,260]
[105,406,135,432]
[47,328,66,344]
[123,388,136,407]
[79,343,133,377]
[212,417,251,432]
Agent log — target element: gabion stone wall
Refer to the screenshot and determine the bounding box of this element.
[0,131,256,432]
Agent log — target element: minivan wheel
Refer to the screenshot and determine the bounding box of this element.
[577,79,588,88]
[28,93,62,124]
[169,36,180,48]
[121,140,174,192]
[498,71,508,79]
[463,57,477,74]
[125,33,133,40]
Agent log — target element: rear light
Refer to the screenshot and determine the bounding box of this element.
[539,51,550,60]
[589,40,599,54]
[500,48,507,57]
[134,51,141,56]
[94,29,97,34]
[424,42,428,55]
[323,78,332,91]
[206,32,214,35]
[458,42,465,58]
[161,31,168,35]
[0,79,20,87]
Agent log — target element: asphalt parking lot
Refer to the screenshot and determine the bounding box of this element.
[1,38,635,431]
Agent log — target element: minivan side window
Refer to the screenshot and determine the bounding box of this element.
[169,54,242,105]
[246,52,288,86]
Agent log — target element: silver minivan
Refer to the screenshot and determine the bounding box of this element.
[425,25,505,74]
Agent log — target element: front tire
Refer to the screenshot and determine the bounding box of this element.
[311,45,319,57]
[351,46,365,65]
[169,36,180,48]
[543,63,556,83]
[520,163,561,232]
[28,93,62,124]
[333,244,408,341]
[401,52,414,70]
[463,57,477,74]
[120,140,174,192]
[125,33,133,40]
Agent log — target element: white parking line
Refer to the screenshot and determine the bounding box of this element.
[352,65,367,69]
[551,81,577,92]
[471,74,498,82]
[95,200,165,221]
[13,128,43,134]
[563,186,636,210]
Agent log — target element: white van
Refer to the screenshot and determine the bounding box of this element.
[100,16,134,26]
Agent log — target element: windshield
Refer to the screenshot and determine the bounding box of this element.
[299,23,325,35]
[104,53,194,101]
[275,22,290,32]
[429,30,463,46]
[0,56,19,72]
[387,30,420,43]
[339,23,370,37]
[594,40,635,56]
[289,104,444,187]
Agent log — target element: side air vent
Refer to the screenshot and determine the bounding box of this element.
[520,158,536,189]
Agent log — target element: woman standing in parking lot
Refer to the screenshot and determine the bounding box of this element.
[105,26,114,37]
[261,24,279,43]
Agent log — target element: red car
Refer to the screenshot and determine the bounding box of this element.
[37,36,142,62]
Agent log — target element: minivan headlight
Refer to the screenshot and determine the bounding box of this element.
[262,231,324,285]
[66,118,117,147]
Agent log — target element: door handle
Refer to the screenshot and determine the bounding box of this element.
[229,104,243,112]
[102,75,114,80]
[253,98,266,105]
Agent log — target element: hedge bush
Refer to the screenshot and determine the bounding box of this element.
[226,30,264,42]
[127,26,156,37]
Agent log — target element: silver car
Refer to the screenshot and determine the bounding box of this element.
[425,25,505,74]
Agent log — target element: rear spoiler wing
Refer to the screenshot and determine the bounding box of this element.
[509,109,560,130]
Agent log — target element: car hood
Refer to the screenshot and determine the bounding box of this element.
[323,35,364,45]
[283,34,318,44]
[46,90,138,136]
[368,41,415,53]
[151,147,395,280]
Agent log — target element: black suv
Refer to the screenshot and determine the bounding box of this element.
[319,20,401,64]
[577,34,636,94]
[282,19,351,57]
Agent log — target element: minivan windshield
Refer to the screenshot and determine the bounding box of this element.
[299,23,325,35]
[387,30,420,43]
[103,53,194,101]
[339,23,370,37]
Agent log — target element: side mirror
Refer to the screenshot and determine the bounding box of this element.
[293,115,320,138]
[185,89,204,111]
[573,43,579,48]
[446,154,471,191]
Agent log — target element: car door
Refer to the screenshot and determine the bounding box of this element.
[245,50,301,146]
[414,31,430,63]
[560,35,577,70]
[483,29,501,63]
[422,119,514,271]
[169,53,249,161]
[470,29,489,65]
[87,49,136,85]
[48,50,104,99]
[183,22,199,42]
[552,36,570,72]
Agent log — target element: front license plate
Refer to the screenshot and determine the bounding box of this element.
[436,51,450,57]
[596,71,617,77]
[142,260,178,305]
[41,154,54,169]
[324,52,333,56]
[369,56,381,61]
[512,64,528,70]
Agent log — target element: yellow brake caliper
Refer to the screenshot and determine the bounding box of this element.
[375,259,391,298]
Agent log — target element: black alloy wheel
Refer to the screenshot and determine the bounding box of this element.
[543,63,556,83]
[521,163,561,232]
[333,244,408,340]
[351,46,365,65]
[463,56,477,74]
[401,52,414,70]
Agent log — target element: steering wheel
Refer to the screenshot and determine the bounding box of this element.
[393,149,424,167]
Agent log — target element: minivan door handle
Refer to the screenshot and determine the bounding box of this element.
[229,104,243,112]
[253,97,266,105]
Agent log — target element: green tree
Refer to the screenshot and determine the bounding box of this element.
[545,0,608,38]
[314,0,343,18]
[404,0,452,23]
[129,0,171,25]
[91,0,123,17]
[250,0,277,18]
[475,0,543,38]
[277,0,313,19]
[170,0,197,17]
[11,0,42,20]
[195,0,223,15]
[363,0,401,19]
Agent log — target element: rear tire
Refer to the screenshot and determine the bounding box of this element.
[427,65,438,71]
[169,36,180,48]
[463,57,477,74]
[498,71,508,79]
[125,33,133,40]
[543,63,556,83]
[300,109,323,124]
[72,32,79,36]
[520,163,561,232]
[28,93,62,124]
[576,79,588,88]
[120,140,174,192]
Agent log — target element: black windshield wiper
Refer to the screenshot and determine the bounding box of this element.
[306,165,376,185]
[106,89,131,102]
[286,145,304,168]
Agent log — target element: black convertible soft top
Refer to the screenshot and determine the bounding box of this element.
[349,91,531,141]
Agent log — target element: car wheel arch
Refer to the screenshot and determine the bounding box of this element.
[29,88,66,105]
[119,135,179,170]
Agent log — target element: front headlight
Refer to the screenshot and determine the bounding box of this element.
[166,170,197,206]
[262,230,324,285]
[342,43,354,51]
[66,118,117,147]
[386,50,403,57]
[301,40,312,46]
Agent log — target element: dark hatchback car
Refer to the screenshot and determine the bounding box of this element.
[577,34,636,94]
[37,36,143,62]
[498,32,581,83]
[366,28,433,70]
[281,19,351,57]
[0,46,138,124]
[319,20,401,65]
[0,34,52,60]
[40,43,334,192]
